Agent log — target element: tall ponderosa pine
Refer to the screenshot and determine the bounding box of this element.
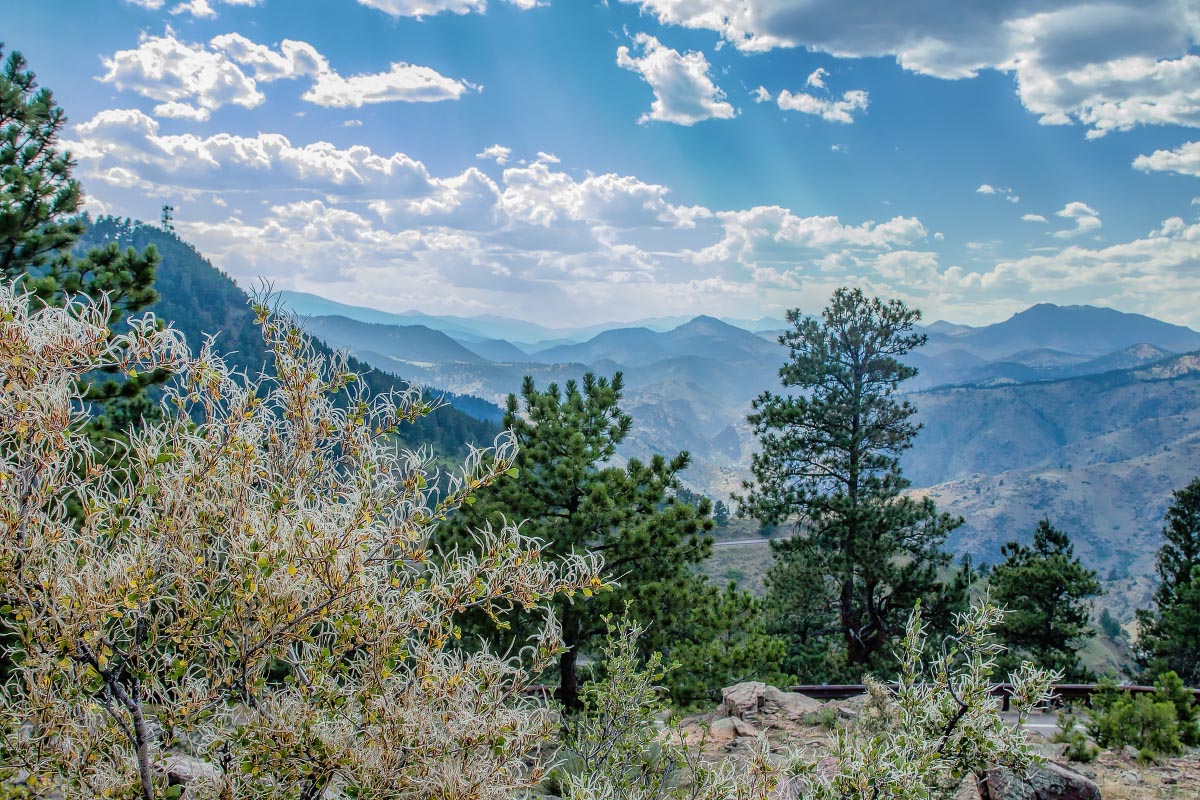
[742,288,965,679]
[1137,478,1200,686]
[442,373,779,708]
[0,46,162,441]
[989,519,1100,679]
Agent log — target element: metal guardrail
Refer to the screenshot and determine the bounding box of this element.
[790,683,1200,710]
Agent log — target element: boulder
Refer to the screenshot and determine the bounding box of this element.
[980,762,1101,799]
[154,753,220,787]
[706,715,761,743]
[719,682,822,722]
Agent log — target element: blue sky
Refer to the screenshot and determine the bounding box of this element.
[6,0,1200,327]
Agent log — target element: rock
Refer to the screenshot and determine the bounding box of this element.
[1118,769,1140,785]
[706,715,760,743]
[1120,744,1140,761]
[981,762,1101,799]
[719,682,822,722]
[154,754,220,787]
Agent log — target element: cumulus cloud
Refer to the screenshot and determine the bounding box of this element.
[125,0,261,17]
[1052,201,1102,238]
[68,109,439,197]
[355,0,541,17]
[476,144,512,164]
[775,87,868,123]
[805,67,828,89]
[100,31,264,121]
[752,85,771,103]
[1022,213,1048,223]
[304,62,475,106]
[69,108,978,323]
[100,30,473,119]
[616,33,736,125]
[1133,140,1200,177]
[621,0,1200,138]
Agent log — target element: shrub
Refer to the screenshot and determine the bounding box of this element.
[0,287,603,799]
[1087,677,1183,759]
[556,599,1056,800]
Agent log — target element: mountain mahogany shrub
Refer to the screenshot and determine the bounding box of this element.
[0,286,603,800]
[560,601,1056,800]
[794,600,1057,800]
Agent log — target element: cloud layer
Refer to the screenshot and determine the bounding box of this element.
[621,0,1200,137]
[100,31,474,120]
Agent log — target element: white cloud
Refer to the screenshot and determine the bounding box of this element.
[303,62,474,107]
[616,33,736,125]
[693,206,927,266]
[775,87,868,123]
[343,119,364,128]
[1052,201,1102,238]
[805,67,828,89]
[355,0,542,18]
[68,109,439,197]
[752,85,771,103]
[476,144,512,164]
[100,31,473,118]
[100,31,264,121]
[125,0,165,8]
[1022,213,1048,223]
[1133,140,1200,177]
[977,184,1020,203]
[621,0,1200,138]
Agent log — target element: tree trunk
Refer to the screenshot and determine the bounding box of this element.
[557,604,582,711]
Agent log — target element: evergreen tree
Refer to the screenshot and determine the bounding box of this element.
[1137,478,1200,685]
[989,519,1101,679]
[442,373,774,708]
[713,499,730,528]
[0,45,161,441]
[740,287,965,679]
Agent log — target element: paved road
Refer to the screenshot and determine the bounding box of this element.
[712,538,775,548]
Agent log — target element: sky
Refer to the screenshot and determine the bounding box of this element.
[6,0,1200,327]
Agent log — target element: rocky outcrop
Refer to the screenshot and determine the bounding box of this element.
[980,762,1102,800]
[719,682,823,723]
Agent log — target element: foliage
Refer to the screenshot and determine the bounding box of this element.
[1098,608,1123,640]
[441,372,781,708]
[1137,477,1200,685]
[0,47,162,443]
[664,581,788,708]
[989,519,1101,679]
[795,599,1058,799]
[1052,712,1098,763]
[1154,670,1199,747]
[743,288,966,678]
[1086,677,1185,759]
[0,285,603,799]
[550,616,683,800]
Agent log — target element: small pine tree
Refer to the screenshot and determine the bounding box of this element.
[989,519,1101,679]
[1138,477,1200,685]
[439,373,716,709]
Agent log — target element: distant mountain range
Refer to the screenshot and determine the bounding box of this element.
[278,291,1200,580]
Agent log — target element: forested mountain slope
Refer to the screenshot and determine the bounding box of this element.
[77,216,502,455]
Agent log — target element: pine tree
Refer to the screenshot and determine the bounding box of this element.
[989,519,1101,679]
[740,287,965,678]
[441,373,726,709]
[713,499,730,528]
[0,45,162,442]
[1137,478,1200,685]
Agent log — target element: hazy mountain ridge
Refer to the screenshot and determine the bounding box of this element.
[279,290,1200,576]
